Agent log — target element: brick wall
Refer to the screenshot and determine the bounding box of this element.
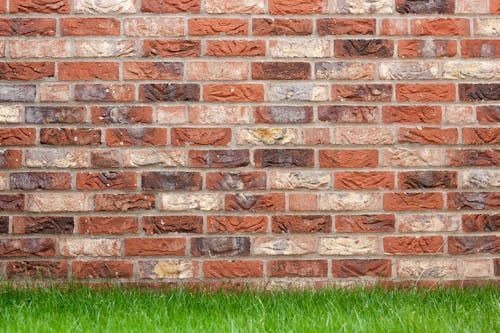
[0,0,498,287]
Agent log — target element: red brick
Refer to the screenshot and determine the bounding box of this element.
[205,40,265,56]
[383,106,442,124]
[252,62,311,80]
[384,236,444,254]
[461,40,500,58]
[447,192,499,210]
[171,128,231,146]
[76,172,137,190]
[106,128,167,146]
[269,0,326,14]
[189,18,247,36]
[319,150,378,168]
[61,18,120,36]
[203,84,264,102]
[396,84,456,102]
[335,172,394,190]
[10,0,70,13]
[207,216,268,233]
[143,216,203,234]
[0,238,55,257]
[206,172,266,190]
[0,150,22,169]
[272,215,331,233]
[269,260,327,277]
[0,18,55,36]
[225,193,285,211]
[0,62,54,81]
[317,19,375,35]
[72,260,133,279]
[332,259,391,278]
[336,215,395,233]
[125,238,186,256]
[58,62,119,81]
[40,128,101,146]
[204,260,262,278]
[253,18,312,36]
[462,214,499,232]
[398,40,456,58]
[95,194,155,211]
[0,128,36,145]
[12,216,73,234]
[448,236,499,254]
[411,19,470,36]
[462,128,500,145]
[7,261,67,278]
[399,128,458,144]
[142,0,200,13]
[144,40,201,57]
[78,216,139,235]
[399,171,457,189]
[10,172,71,190]
[384,193,444,211]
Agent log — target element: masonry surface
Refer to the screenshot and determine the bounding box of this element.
[0,0,498,288]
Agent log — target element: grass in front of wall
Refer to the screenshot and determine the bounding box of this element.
[0,284,498,333]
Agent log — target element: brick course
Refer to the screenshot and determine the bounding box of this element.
[0,0,498,288]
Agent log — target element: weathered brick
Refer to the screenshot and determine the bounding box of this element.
[0,18,56,36]
[26,193,91,212]
[254,149,314,168]
[318,193,382,211]
[92,106,153,124]
[95,194,155,211]
[77,172,137,190]
[411,19,470,36]
[172,128,231,146]
[396,0,454,13]
[399,171,457,189]
[10,172,71,190]
[144,40,200,57]
[336,215,395,233]
[268,83,329,101]
[205,40,265,56]
[270,40,331,58]
[74,0,136,13]
[143,216,203,234]
[253,236,316,255]
[333,0,392,13]
[189,18,247,36]
[78,216,138,234]
[106,128,167,146]
[142,172,201,191]
[269,260,327,277]
[124,18,184,37]
[11,0,70,13]
[462,214,499,232]
[125,238,185,256]
[399,127,458,145]
[0,62,54,81]
[12,216,73,234]
[191,237,250,256]
[319,236,379,255]
[399,215,459,232]
[335,40,393,58]
[187,61,247,80]
[26,107,86,124]
[0,149,21,169]
[316,62,375,80]
[40,128,101,146]
[447,192,499,210]
[398,39,456,58]
[0,106,22,124]
[206,172,266,190]
[75,84,134,102]
[204,260,262,278]
[253,18,312,36]
[208,216,267,233]
[73,260,133,279]
[61,18,120,36]
[205,0,264,13]
[225,193,285,211]
[319,149,378,168]
[384,236,444,254]
[448,236,499,254]
[142,0,200,13]
[138,260,193,279]
[189,150,249,168]
[0,238,55,257]
[59,62,119,81]
[252,62,310,80]
[332,259,391,278]
[383,106,441,124]
[270,171,330,190]
[7,261,67,279]
[160,193,224,211]
[272,215,331,233]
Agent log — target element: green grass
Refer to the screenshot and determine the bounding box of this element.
[0,285,498,333]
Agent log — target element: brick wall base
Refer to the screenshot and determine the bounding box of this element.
[0,0,498,286]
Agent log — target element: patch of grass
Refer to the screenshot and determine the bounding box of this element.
[0,284,498,333]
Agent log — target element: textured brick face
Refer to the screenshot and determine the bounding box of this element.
[0,0,498,288]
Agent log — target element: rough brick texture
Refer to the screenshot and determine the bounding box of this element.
[0,0,498,288]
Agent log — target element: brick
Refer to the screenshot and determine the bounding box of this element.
[61,18,120,36]
[91,150,122,168]
[253,18,312,36]
[189,150,249,168]
[268,83,329,102]
[399,214,459,233]
[142,0,200,12]
[461,40,500,58]
[95,194,155,211]
[0,106,22,123]
[396,0,454,13]
[411,19,469,36]
[124,149,185,167]
[91,106,153,124]
[40,84,70,102]
[142,172,201,191]
[78,216,138,234]
[24,149,90,168]
[77,172,137,190]
[139,84,200,102]
[189,18,247,36]
[143,216,203,234]
[474,18,500,36]
[11,0,70,13]
[269,40,331,58]
[335,172,394,190]
[0,85,36,102]
[461,170,500,189]
[254,149,314,168]
[319,149,378,168]
[269,0,326,14]
[160,193,224,211]
[332,259,391,278]
[124,18,184,37]
[0,18,56,36]
[206,171,266,190]
[384,193,444,211]
[158,106,186,124]
[252,62,310,80]
[463,259,492,278]
[144,40,200,57]
[253,236,316,255]
[272,215,332,233]
[318,193,382,211]
[335,40,393,58]
[10,40,70,58]
[399,128,458,145]
[205,40,265,56]
[459,84,500,102]
[76,40,136,57]
[0,216,8,233]
[396,84,456,102]
[270,171,330,190]
[334,127,394,145]
[187,61,248,80]
[462,214,499,232]
[319,236,379,255]
[59,62,119,81]
[204,0,264,13]
[203,84,264,102]
[74,84,134,102]
[12,216,73,234]
[208,216,267,233]
[254,106,312,124]
[447,149,499,166]
[380,19,408,36]
[26,107,86,124]
[75,0,136,13]
[448,236,499,254]
[10,172,71,190]
[172,128,231,146]
[237,128,298,145]
[398,40,456,58]
[0,62,54,81]
[447,192,499,210]
[0,150,22,169]
[384,236,444,254]
[477,106,500,123]
[398,259,458,278]
[106,128,167,146]
[39,128,100,146]
[138,260,193,279]
[443,61,500,80]
[269,260,327,277]
[73,260,133,279]
[382,106,441,124]
[189,105,250,124]
[125,238,185,256]
[444,106,475,125]
[336,215,395,233]
[316,62,375,80]
[289,193,317,211]
[333,0,392,13]
[317,18,375,35]
[463,128,500,145]
[204,260,262,278]
[225,193,285,211]
[0,239,55,257]
[384,148,444,167]
[6,261,67,279]
[191,237,250,256]
[332,84,392,102]
[26,193,91,212]
[399,171,457,189]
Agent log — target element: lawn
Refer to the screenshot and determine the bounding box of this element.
[0,285,498,333]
